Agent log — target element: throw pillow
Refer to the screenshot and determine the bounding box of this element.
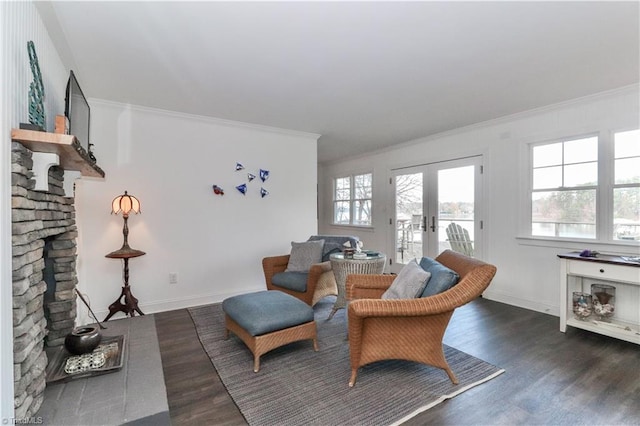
[419,257,460,297]
[382,259,431,299]
[286,239,325,272]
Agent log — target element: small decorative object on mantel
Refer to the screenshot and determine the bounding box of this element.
[235,162,245,171]
[54,114,69,134]
[212,184,224,195]
[22,41,46,131]
[248,173,256,182]
[260,168,270,182]
[260,187,269,198]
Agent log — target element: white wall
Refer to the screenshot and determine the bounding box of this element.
[319,85,639,316]
[1,1,69,419]
[75,101,319,322]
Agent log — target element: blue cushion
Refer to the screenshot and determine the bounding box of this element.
[307,235,359,262]
[271,271,308,292]
[419,257,460,297]
[222,291,314,336]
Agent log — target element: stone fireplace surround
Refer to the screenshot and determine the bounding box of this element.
[11,141,78,419]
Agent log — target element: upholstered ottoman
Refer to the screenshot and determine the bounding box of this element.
[222,290,318,372]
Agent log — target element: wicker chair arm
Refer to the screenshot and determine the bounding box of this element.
[262,254,290,285]
[346,274,395,300]
[348,263,497,318]
[310,260,333,275]
[306,261,332,294]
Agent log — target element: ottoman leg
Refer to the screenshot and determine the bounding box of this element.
[254,356,261,373]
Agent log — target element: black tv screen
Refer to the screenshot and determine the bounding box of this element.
[64,70,93,159]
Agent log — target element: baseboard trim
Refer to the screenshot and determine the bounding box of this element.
[482,289,559,317]
[92,286,265,321]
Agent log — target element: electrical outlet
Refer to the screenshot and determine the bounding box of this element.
[169,272,178,284]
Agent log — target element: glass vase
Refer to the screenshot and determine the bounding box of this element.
[591,284,615,321]
[572,292,592,320]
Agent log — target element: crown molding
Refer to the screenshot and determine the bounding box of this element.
[88,98,322,142]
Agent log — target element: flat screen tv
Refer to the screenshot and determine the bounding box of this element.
[64,70,94,161]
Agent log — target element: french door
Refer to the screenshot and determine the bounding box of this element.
[390,156,483,272]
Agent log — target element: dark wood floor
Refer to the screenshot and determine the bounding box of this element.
[155,298,640,425]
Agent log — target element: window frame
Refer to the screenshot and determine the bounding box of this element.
[530,134,599,240]
[332,172,373,227]
[521,128,639,247]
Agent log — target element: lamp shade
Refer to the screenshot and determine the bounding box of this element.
[111,191,141,216]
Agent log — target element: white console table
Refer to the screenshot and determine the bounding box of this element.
[558,252,640,344]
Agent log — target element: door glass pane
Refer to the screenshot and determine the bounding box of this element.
[438,166,474,256]
[395,173,423,264]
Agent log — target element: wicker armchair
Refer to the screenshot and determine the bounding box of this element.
[345,249,497,387]
[262,255,334,306]
[262,235,359,306]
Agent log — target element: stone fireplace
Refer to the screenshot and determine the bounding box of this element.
[11,141,78,418]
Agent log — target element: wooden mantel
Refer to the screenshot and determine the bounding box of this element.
[11,128,105,178]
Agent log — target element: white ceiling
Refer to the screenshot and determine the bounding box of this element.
[38,1,639,163]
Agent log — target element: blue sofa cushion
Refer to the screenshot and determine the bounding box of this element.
[307,235,360,262]
[419,257,460,297]
[271,271,308,292]
[222,291,314,336]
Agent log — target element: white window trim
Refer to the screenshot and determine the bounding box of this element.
[518,128,640,248]
[332,172,373,227]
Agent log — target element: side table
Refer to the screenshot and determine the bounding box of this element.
[104,246,146,321]
[329,252,386,319]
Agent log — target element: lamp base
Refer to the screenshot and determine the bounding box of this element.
[104,285,144,321]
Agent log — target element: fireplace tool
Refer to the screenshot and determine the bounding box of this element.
[75,289,107,330]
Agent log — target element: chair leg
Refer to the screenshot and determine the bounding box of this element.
[444,367,458,384]
[348,369,358,387]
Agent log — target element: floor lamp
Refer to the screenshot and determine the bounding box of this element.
[104,191,146,321]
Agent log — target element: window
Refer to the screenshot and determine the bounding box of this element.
[529,130,639,242]
[531,136,598,238]
[613,129,640,241]
[333,173,372,226]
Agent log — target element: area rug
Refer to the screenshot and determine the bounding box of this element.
[189,298,504,426]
